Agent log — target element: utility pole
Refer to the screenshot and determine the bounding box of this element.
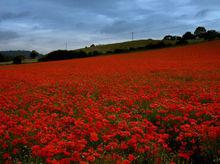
[132,32,134,41]
[65,41,68,50]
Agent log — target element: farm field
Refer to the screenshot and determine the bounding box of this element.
[0,41,220,163]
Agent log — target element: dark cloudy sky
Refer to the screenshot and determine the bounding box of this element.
[0,0,220,53]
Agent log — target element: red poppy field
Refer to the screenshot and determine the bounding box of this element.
[0,41,220,163]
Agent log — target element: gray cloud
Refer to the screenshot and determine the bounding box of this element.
[0,0,219,53]
[101,20,134,34]
[195,9,210,18]
[0,30,20,41]
[0,12,30,22]
[191,0,220,6]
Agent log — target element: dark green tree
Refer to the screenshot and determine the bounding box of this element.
[13,55,25,64]
[182,32,195,40]
[0,53,4,62]
[163,35,173,40]
[30,50,39,59]
[194,26,207,36]
[204,30,219,40]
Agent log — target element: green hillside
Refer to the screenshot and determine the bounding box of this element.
[77,39,177,54]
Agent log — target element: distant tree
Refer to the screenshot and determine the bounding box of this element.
[163,35,172,40]
[13,55,25,64]
[79,50,87,57]
[92,50,101,56]
[176,39,188,45]
[182,32,195,40]
[203,30,219,40]
[145,41,167,49]
[113,49,126,54]
[129,47,137,51]
[1,55,13,62]
[164,35,182,41]
[194,26,207,36]
[90,44,95,48]
[0,53,5,62]
[106,51,113,54]
[174,36,182,41]
[30,50,39,59]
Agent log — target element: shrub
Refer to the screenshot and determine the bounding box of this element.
[90,44,95,47]
[182,32,195,40]
[194,26,207,36]
[129,47,137,51]
[0,53,5,62]
[92,50,102,56]
[113,49,126,54]
[176,39,188,45]
[106,51,113,54]
[13,55,24,64]
[30,50,39,59]
[204,30,219,40]
[145,41,166,49]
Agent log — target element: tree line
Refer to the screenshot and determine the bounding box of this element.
[0,50,40,64]
[164,26,220,43]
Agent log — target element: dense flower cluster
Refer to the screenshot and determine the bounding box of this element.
[0,41,219,163]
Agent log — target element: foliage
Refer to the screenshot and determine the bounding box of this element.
[13,55,25,64]
[163,35,181,41]
[39,50,93,62]
[90,44,95,47]
[0,51,31,58]
[113,48,126,54]
[176,39,188,45]
[182,32,195,40]
[145,41,167,49]
[0,53,13,62]
[92,50,102,56]
[203,30,220,40]
[30,50,39,59]
[194,26,207,36]
[0,53,5,62]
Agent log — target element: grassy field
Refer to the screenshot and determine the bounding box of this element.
[77,39,177,53]
[76,38,207,54]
